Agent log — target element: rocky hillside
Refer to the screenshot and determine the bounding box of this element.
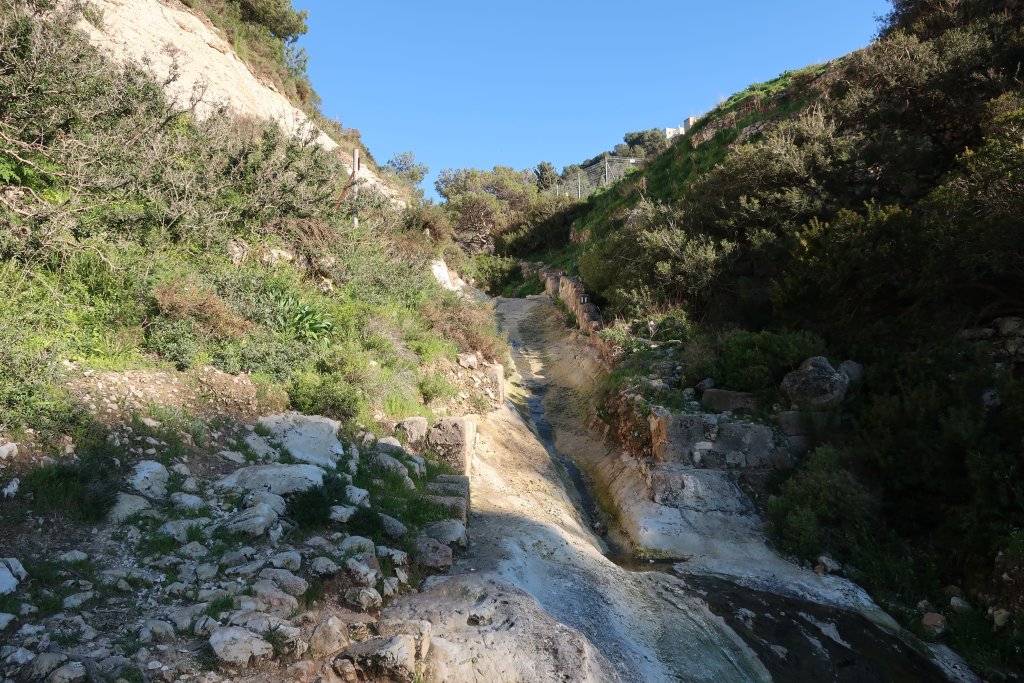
[0,2,512,680]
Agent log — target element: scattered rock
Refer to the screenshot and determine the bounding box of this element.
[223,503,279,537]
[330,505,358,523]
[179,541,209,559]
[701,389,759,414]
[141,619,176,643]
[992,608,1011,630]
[345,485,370,508]
[780,357,850,411]
[245,491,287,516]
[269,550,301,571]
[337,635,416,683]
[257,412,345,467]
[838,360,865,385]
[378,513,408,539]
[158,518,211,542]
[339,536,375,555]
[310,616,350,657]
[816,554,842,574]
[218,450,247,464]
[422,519,467,549]
[344,587,383,611]
[414,536,453,572]
[43,660,87,683]
[170,492,205,511]
[457,352,479,369]
[310,556,340,577]
[58,549,88,563]
[109,493,152,522]
[346,558,380,587]
[252,579,298,611]
[259,568,308,597]
[922,612,947,637]
[128,460,170,498]
[62,591,94,609]
[0,442,17,460]
[219,464,326,496]
[950,596,971,612]
[208,626,274,668]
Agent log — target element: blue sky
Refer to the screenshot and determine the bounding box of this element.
[293,1,891,199]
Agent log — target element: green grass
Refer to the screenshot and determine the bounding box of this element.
[137,534,178,557]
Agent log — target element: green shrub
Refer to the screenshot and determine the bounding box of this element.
[288,372,363,422]
[418,371,456,404]
[462,255,520,295]
[716,329,826,392]
[21,424,120,522]
[767,446,877,560]
[145,318,204,370]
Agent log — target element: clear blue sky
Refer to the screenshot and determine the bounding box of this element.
[293,0,891,199]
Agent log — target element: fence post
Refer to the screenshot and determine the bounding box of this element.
[351,149,361,229]
[604,154,609,186]
[577,171,582,199]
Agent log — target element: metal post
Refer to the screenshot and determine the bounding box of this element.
[604,154,609,186]
[577,170,582,199]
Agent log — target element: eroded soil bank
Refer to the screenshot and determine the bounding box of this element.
[429,294,971,682]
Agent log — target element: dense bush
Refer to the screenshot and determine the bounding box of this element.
[288,372,363,422]
[716,330,826,392]
[768,447,877,560]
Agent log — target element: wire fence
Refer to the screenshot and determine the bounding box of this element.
[541,155,640,200]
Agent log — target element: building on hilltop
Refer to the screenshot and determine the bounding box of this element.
[665,116,699,140]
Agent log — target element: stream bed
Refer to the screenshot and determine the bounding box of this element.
[503,311,967,683]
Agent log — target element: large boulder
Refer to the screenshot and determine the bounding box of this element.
[780,357,850,411]
[426,417,477,474]
[218,464,326,496]
[256,413,344,468]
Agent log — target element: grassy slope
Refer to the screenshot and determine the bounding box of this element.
[0,4,503,448]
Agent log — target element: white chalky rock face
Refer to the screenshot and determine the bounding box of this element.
[257,413,345,468]
[128,460,169,498]
[218,464,326,495]
[208,626,274,667]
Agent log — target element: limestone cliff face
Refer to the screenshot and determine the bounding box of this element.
[77,0,399,202]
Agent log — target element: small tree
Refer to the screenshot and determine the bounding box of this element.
[385,151,429,187]
[535,161,558,190]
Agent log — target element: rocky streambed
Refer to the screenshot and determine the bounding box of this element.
[484,294,977,682]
